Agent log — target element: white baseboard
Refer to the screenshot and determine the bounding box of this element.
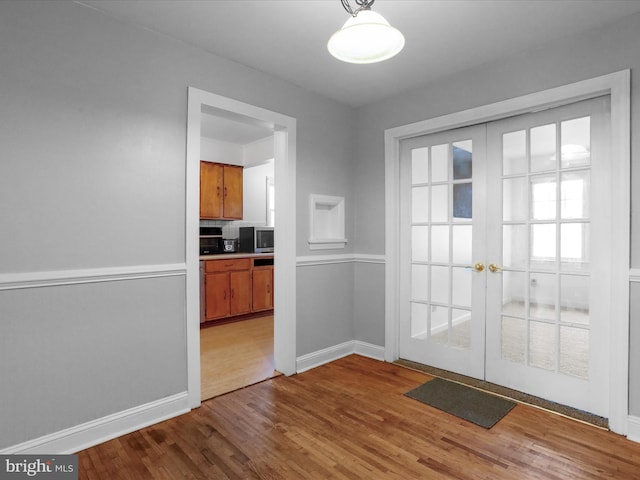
[296,340,385,373]
[353,341,386,361]
[628,415,640,443]
[1,392,190,454]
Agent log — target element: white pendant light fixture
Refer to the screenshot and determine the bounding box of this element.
[328,0,405,64]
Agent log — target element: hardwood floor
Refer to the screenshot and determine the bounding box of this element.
[200,314,279,400]
[78,355,640,479]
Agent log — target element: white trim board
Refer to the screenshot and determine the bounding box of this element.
[186,87,297,410]
[0,264,186,291]
[384,70,631,436]
[296,341,385,373]
[628,416,640,444]
[0,392,189,454]
[296,254,385,267]
[629,269,640,283]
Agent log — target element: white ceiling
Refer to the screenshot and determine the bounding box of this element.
[77,0,640,108]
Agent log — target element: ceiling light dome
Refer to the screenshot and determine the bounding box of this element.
[328,4,405,64]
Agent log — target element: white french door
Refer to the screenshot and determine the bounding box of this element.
[399,125,487,379]
[399,97,611,417]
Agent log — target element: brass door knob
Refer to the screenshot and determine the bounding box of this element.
[488,263,503,273]
[473,262,485,272]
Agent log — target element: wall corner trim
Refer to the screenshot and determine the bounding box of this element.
[296,341,385,373]
[0,392,189,455]
[628,416,640,444]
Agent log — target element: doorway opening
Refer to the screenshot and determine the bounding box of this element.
[186,88,297,408]
[199,110,278,400]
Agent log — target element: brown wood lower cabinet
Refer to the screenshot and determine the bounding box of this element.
[252,267,274,312]
[203,256,273,323]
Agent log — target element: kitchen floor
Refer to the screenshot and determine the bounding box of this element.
[200,314,280,400]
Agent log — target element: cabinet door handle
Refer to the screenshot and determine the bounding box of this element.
[230,288,234,298]
[217,186,221,197]
[224,186,228,197]
[223,290,227,300]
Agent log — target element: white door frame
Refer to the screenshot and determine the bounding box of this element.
[384,70,630,434]
[186,87,297,408]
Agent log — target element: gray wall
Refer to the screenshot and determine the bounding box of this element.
[0,0,353,449]
[0,277,186,446]
[296,263,355,355]
[352,11,640,415]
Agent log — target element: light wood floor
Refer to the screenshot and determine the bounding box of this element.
[200,314,279,400]
[78,355,640,480]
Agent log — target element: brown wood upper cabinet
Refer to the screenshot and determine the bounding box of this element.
[200,161,243,220]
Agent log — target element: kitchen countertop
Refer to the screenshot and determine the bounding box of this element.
[200,252,274,261]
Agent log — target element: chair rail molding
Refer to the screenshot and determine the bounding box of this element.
[0,263,186,291]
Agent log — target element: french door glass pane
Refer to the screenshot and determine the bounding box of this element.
[559,326,589,378]
[412,147,429,184]
[531,174,557,220]
[431,226,449,263]
[561,116,591,168]
[431,185,449,222]
[501,316,526,364]
[431,144,449,182]
[560,274,590,326]
[529,321,556,370]
[411,302,428,338]
[503,177,528,221]
[502,270,526,316]
[503,130,527,175]
[531,224,556,262]
[453,140,472,180]
[411,265,429,301]
[529,272,557,320]
[452,267,471,307]
[412,186,429,223]
[411,226,429,262]
[452,225,472,264]
[560,223,589,268]
[453,183,472,220]
[451,308,471,349]
[530,123,556,172]
[561,170,590,219]
[430,266,449,304]
[431,306,448,345]
[503,225,528,268]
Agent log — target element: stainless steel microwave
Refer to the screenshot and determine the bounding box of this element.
[239,227,274,253]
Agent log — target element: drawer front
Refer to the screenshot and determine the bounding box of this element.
[205,258,251,272]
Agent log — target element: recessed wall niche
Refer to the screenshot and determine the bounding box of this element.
[308,194,347,250]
